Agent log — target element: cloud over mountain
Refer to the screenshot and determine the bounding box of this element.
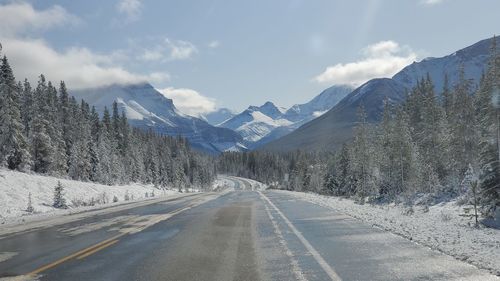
[314,40,417,86]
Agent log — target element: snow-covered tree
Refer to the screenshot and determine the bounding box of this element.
[448,66,478,177]
[26,192,34,213]
[350,105,376,199]
[476,36,500,212]
[0,56,31,170]
[53,181,67,209]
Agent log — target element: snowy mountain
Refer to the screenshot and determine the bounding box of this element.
[71,83,245,154]
[263,79,405,151]
[219,102,291,148]
[201,108,235,126]
[262,36,496,152]
[283,85,353,123]
[219,86,352,149]
[393,37,492,92]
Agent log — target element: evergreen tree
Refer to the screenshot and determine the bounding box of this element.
[26,192,34,213]
[20,79,33,137]
[0,56,31,170]
[53,181,67,209]
[442,73,453,119]
[449,65,477,177]
[30,75,53,173]
[477,36,500,211]
[351,105,376,198]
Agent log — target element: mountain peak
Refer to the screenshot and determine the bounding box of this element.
[263,36,495,152]
[258,101,284,119]
[71,83,243,153]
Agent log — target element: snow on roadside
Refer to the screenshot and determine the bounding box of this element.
[212,176,236,191]
[242,177,268,191]
[279,190,500,276]
[0,169,180,225]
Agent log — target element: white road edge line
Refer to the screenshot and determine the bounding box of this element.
[263,203,307,281]
[258,191,342,281]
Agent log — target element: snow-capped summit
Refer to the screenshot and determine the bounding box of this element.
[219,86,353,149]
[71,83,244,154]
[201,108,236,126]
[256,101,287,119]
[284,85,353,123]
[393,37,492,92]
[263,36,497,152]
[219,102,292,147]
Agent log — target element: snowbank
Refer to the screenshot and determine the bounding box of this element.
[279,190,500,276]
[0,169,179,225]
[212,176,236,191]
[241,177,268,191]
[213,175,268,191]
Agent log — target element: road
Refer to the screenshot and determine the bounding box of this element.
[0,176,496,281]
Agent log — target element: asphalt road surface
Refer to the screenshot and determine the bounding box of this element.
[0,176,497,281]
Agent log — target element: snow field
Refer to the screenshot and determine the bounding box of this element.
[0,169,180,225]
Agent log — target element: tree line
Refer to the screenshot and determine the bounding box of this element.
[218,38,499,215]
[0,46,216,190]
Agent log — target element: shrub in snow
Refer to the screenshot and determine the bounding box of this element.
[53,181,67,209]
[150,190,155,197]
[440,211,452,222]
[113,195,118,203]
[71,198,85,208]
[421,205,429,213]
[26,192,34,213]
[460,165,480,226]
[99,192,108,204]
[402,206,414,216]
[124,191,130,201]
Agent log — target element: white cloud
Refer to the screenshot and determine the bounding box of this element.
[421,0,445,6]
[208,40,220,48]
[165,38,198,60]
[138,38,198,62]
[158,87,216,116]
[1,38,170,89]
[314,40,417,86]
[0,2,78,36]
[117,0,142,22]
[139,48,164,61]
[0,2,169,89]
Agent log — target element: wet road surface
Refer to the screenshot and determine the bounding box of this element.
[0,176,496,281]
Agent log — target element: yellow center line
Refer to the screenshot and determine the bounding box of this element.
[26,195,213,277]
[28,233,125,276]
[76,239,119,260]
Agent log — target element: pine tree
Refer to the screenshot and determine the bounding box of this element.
[26,192,34,213]
[477,36,500,212]
[376,99,396,196]
[351,105,376,199]
[59,81,73,159]
[20,79,33,137]
[0,56,31,170]
[30,75,53,173]
[337,144,354,196]
[449,65,477,177]
[377,103,419,197]
[45,81,67,175]
[53,181,67,209]
[442,73,453,119]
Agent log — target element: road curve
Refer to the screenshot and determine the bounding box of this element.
[0,176,497,281]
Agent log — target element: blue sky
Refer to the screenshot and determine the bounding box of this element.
[0,0,499,115]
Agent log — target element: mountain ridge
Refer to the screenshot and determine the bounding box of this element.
[71,83,245,154]
[218,85,353,149]
[261,36,495,152]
